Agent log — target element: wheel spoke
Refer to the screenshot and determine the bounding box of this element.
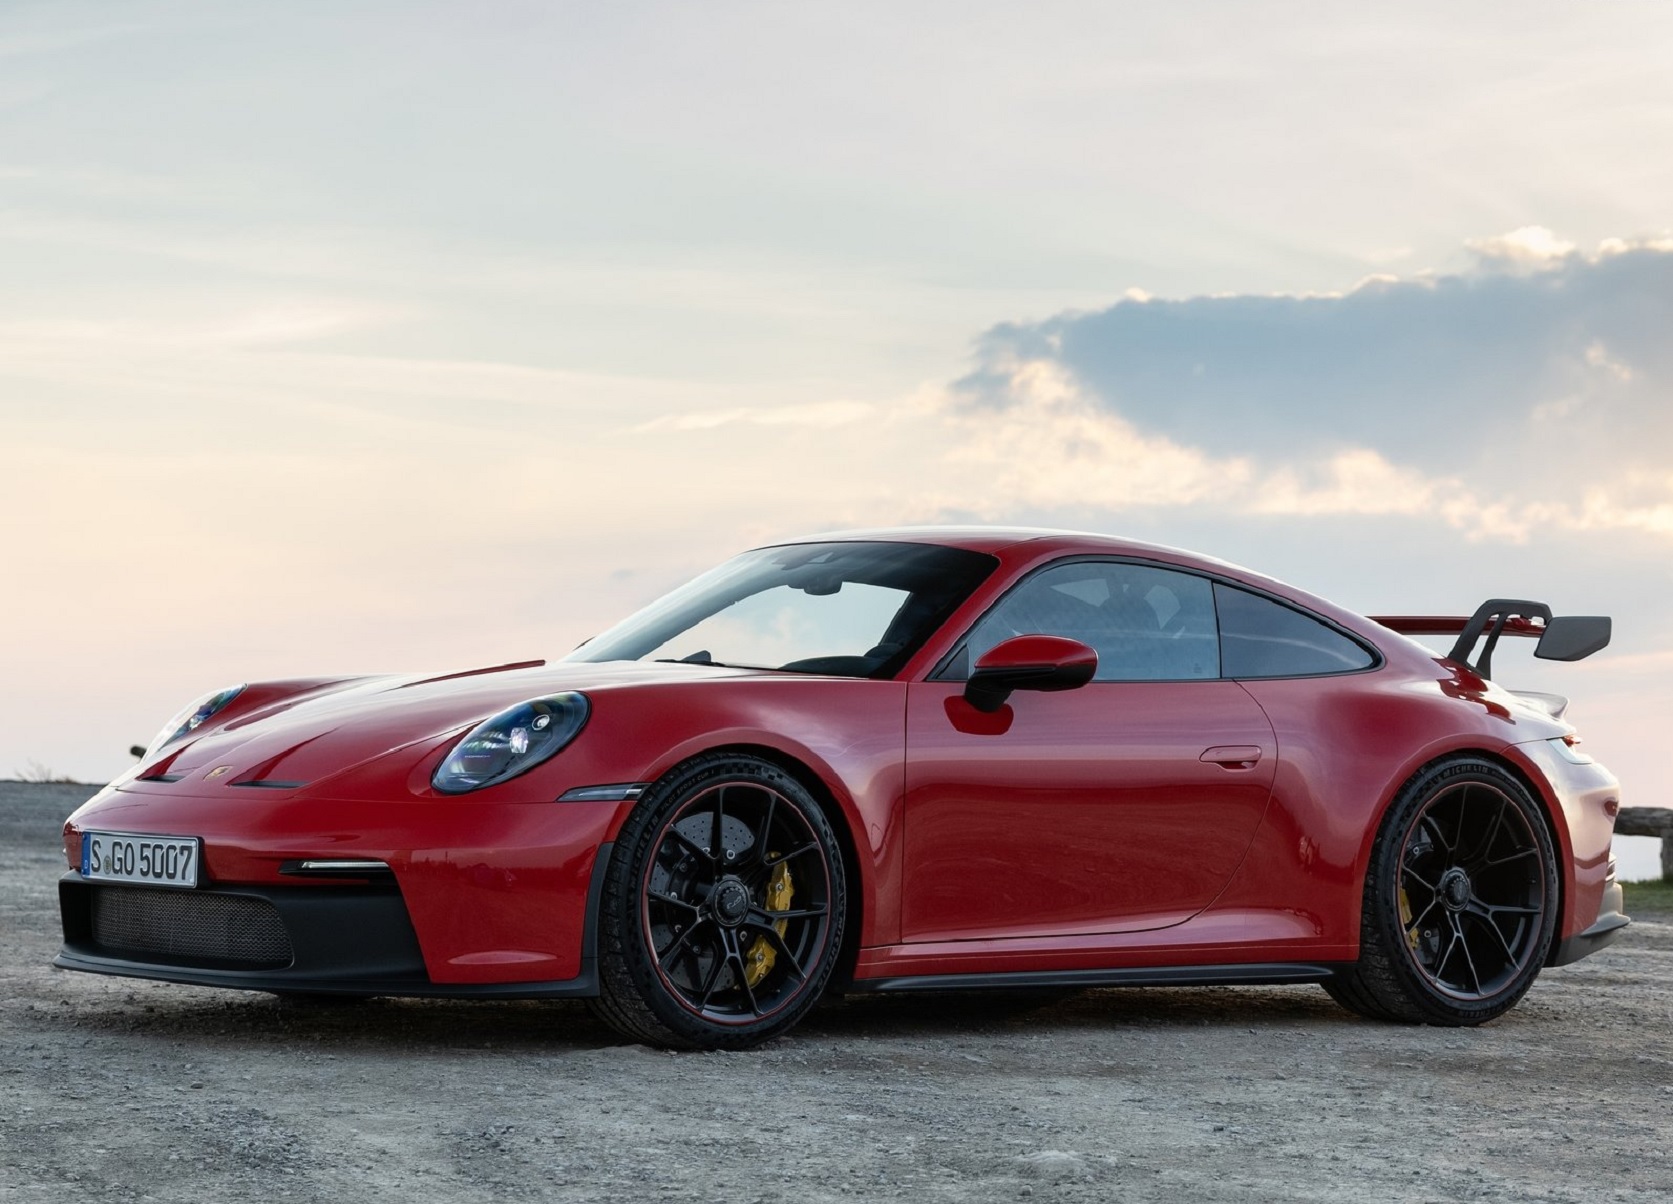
[1420,814,1455,856]
[1470,796,1509,865]
[748,904,827,922]
[1465,905,1517,963]
[1448,787,1471,854]
[1404,895,1440,936]
[679,933,713,989]
[1435,926,1462,983]
[710,788,726,862]
[1453,912,1485,995]
[765,840,820,867]
[1484,847,1538,868]
[733,949,763,1015]
[741,919,808,981]
[648,889,698,912]
[663,825,713,864]
[752,790,778,868]
[696,941,729,1009]
[656,916,709,961]
[1401,863,1440,894]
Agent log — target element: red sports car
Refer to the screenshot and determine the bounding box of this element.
[57,528,1628,1048]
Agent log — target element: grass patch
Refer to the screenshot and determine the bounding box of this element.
[12,760,91,785]
[1624,877,1673,919]
[1624,877,1673,914]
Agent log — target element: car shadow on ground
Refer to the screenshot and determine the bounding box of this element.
[816,982,1350,1035]
[46,980,1357,1053]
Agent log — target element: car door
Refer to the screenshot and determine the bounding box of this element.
[901,559,1277,943]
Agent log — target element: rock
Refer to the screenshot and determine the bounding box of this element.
[1016,1150,1089,1180]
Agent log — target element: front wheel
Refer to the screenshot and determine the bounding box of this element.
[588,754,847,1049]
[1326,757,1559,1025]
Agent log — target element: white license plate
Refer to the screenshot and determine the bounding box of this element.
[81,831,201,888]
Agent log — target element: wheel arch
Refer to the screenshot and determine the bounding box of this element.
[1484,744,1576,948]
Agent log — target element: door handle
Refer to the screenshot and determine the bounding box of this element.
[1200,746,1263,770]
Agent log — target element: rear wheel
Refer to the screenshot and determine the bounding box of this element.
[1326,757,1558,1025]
[588,754,846,1049]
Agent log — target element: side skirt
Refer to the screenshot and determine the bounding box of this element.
[849,962,1347,994]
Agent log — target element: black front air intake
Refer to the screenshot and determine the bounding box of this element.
[90,886,294,969]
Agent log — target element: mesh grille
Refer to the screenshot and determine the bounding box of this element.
[91,887,293,968]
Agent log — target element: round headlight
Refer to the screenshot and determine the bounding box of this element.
[146,684,246,757]
[432,693,590,794]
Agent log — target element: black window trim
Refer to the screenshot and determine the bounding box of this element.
[928,554,1384,684]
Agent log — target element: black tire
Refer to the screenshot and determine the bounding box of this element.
[1326,756,1559,1025]
[587,753,847,1049]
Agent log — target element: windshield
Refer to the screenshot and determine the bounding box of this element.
[567,541,998,678]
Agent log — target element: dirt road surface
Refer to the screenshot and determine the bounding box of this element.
[4,782,1670,1202]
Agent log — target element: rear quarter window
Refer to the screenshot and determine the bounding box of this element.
[1215,583,1374,678]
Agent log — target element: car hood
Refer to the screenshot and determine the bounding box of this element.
[127,658,767,793]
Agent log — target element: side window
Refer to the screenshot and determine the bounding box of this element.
[1214,584,1374,678]
[963,562,1219,681]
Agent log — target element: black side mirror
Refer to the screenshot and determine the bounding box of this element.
[964,635,1098,713]
[1536,616,1611,662]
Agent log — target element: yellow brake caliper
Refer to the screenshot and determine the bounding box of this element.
[1399,885,1419,952]
[744,860,793,988]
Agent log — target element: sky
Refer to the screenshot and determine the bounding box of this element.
[3,2,1671,876]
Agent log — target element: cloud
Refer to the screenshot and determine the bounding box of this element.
[632,400,875,432]
[924,356,1500,532]
[946,234,1673,540]
[1467,225,1576,267]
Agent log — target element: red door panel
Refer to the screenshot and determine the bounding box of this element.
[901,681,1276,942]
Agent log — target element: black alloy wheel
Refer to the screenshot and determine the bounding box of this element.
[1325,756,1558,1025]
[589,753,846,1049]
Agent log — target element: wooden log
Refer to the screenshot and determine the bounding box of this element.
[1615,807,1673,881]
[1615,807,1673,837]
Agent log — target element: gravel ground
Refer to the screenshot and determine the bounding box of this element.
[3,781,1671,1203]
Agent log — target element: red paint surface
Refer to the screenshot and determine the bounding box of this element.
[902,681,1276,941]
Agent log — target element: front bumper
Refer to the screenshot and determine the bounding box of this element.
[54,862,607,999]
[61,787,622,985]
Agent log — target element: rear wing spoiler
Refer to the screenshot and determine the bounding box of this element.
[1370,599,1611,680]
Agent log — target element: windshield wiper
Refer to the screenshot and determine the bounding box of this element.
[656,650,715,665]
[652,651,758,669]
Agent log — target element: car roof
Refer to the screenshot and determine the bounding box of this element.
[766,525,1392,650]
[772,525,1240,565]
